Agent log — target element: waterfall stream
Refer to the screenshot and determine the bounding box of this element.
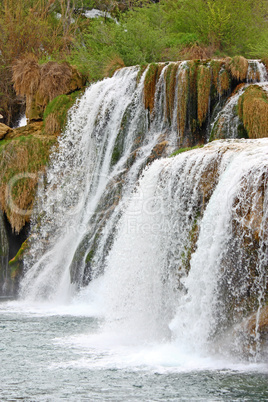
[18,61,268,361]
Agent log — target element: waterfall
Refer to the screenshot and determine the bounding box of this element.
[19,61,268,360]
[87,140,267,355]
[20,65,177,301]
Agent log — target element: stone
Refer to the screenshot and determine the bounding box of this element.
[0,123,12,140]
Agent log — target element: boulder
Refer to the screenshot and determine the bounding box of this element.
[0,123,13,140]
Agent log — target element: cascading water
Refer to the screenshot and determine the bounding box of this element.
[81,139,267,360]
[20,65,176,301]
[18,60,268,362]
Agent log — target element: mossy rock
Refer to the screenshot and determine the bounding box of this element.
[177,63,189,137]
[238,85,268,139]
[169,144,204,157]
[165,63,179,123]
[0,133,57,232]
[137,63,148,84]
[144,63,159,114]
[8,238,29,281]
[197,64,211,126]
[226,56,249,82]
[43,91,82,135]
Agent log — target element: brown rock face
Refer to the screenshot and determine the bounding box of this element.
[0,123,13,140]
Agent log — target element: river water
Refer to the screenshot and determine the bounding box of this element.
[1,300,267,401]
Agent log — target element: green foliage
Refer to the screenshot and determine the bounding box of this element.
[8,238,29,279]
[169,145,204,157]
[0,0,268,125]
[68,4,166,80]
[162,0,267,56]
[43,91,81,134]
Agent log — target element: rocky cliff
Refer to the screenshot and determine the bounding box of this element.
[0,56,267,301]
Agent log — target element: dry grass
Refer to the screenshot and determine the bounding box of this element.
[44,113,61,135]
[39,61,73,102]
[218,70,230,95]
[13,56,84,121]
[156,64,166,81]
[0,134,56,232]
[238,85,268,139]
[210,60,222,88]
[227,56,248,81]
[180,44,212,60]
[197,65,211,126]
[104,55,125,78]
[177,66,189,136]
[12,54,41,96]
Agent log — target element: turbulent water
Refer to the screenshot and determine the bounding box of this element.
[1,301,268,401]
[1,62,268,400]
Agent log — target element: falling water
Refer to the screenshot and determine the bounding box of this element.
[18,61,268,361]
[20,64,177,301]
[92,139,268,357]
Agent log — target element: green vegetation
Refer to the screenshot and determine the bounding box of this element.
[169,144,204,157]
[8,238,29,279]
[0,0,267,126]
[43,91,82,135]
[0,134,57,232]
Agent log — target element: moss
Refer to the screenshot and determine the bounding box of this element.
[180,211,201,275]
[210,60,222,88]
[85,249,94,264]
[104,55,125,78]
[169,144,204,157]
[238,85,268,139]
[0,135,56,232]
[177,63,189,137]
[209,118,220,142]
[156,64,166,81]
[111,146,121,166]
[8,239,29,279]
[237,122,249,139]
[197,64,211,126]
[165,63,179,123]
[218,70,230,95]
[188,60,199,133]
[43,91,81,135]
[227,56,248,82]
[144,63,159,114]
[137,63,148,84]
[110,102,133,167]
[261,58,268,73]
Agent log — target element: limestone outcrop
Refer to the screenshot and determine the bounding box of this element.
[12,55,86,122]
